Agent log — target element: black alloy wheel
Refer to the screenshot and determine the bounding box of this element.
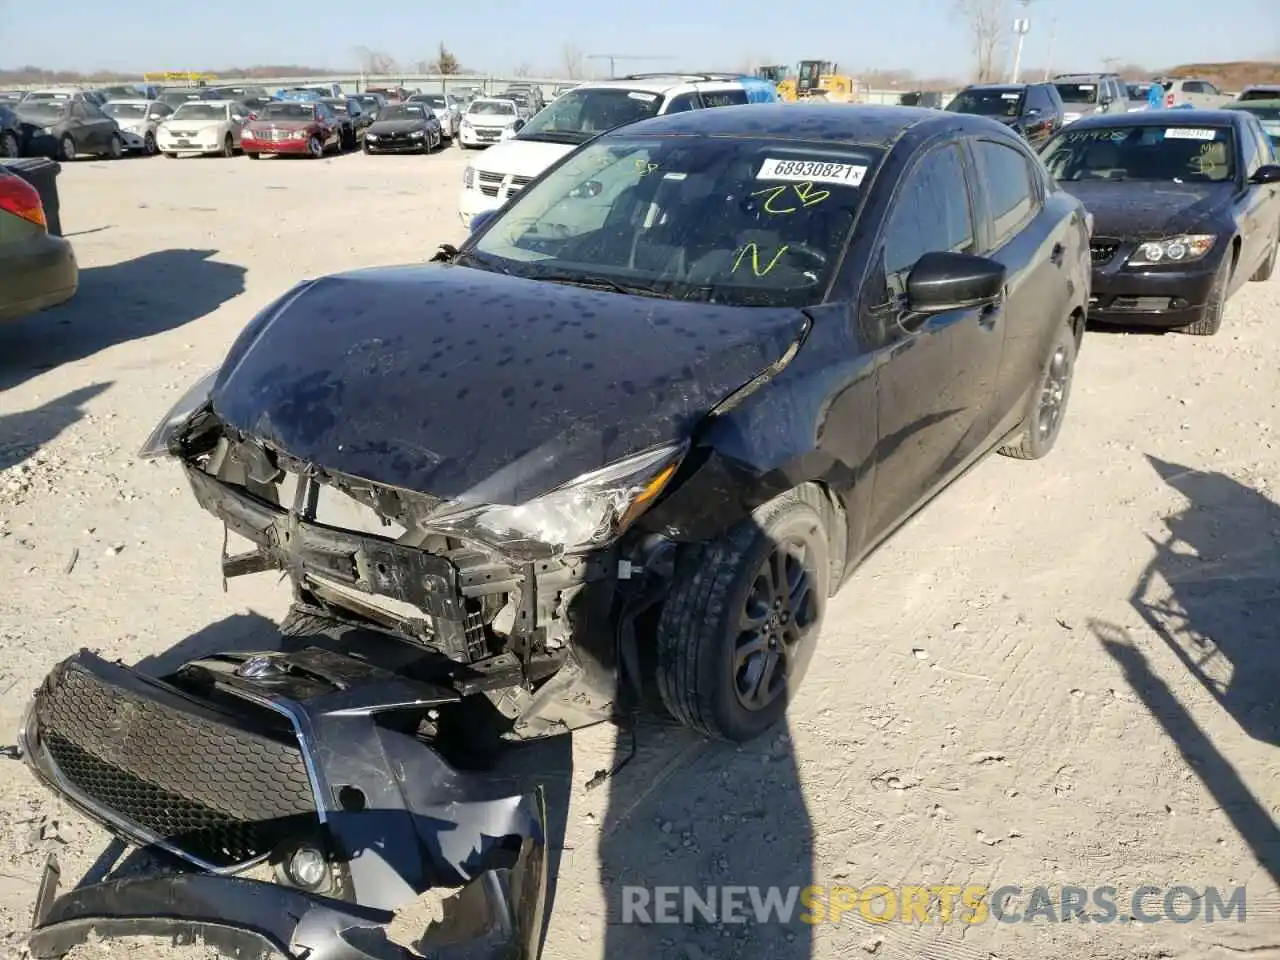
[733,540,821,713]
[999,317,1078,460]
[656,484,831,742]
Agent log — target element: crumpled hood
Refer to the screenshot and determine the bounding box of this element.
[368,119,429,134]
[1057,181,1232,238]
[210,264,808,504]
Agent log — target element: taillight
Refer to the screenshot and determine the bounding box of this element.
[0,174,46,229]
[1165,92,1175,107]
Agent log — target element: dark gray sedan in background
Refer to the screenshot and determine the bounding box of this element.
[16,97,124,161]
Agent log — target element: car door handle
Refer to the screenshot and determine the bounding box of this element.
[1050,242,1065,266]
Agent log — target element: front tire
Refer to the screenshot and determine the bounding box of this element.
[308,135,323,158]
[59,134,76,161]
[0,131,18,158]
[1181,254,1231,336]
[222,134,235,158]
[656,485,830,742]
[246,151,259,160]
[143,131,157,155]
[998,317,1078,460]
[106,133,123,159]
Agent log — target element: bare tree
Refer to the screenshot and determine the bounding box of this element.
[512,61,533,77]
[954,0,1008,82]
[353,45,399,75]
[561,43,584,79]
[429,43,461,75]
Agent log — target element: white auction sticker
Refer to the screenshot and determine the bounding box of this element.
[627,92,658,102]
[756,158,867,185]
[1164,127,1219,140]
[1001,92,1020,100]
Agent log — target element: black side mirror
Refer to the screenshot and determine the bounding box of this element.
[906,251,1006,314]
[1249,164,1280,185]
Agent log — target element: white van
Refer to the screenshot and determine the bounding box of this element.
[456,73,771,225]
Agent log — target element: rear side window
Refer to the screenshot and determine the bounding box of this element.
[663,93,701,114]
[971,140,1039,248]
[700,88,748,108]
[881,144,975,293]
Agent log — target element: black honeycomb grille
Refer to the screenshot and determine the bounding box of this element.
[37,664,317,868]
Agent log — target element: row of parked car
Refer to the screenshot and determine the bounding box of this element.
[0,79,582,161]
[938,74,1280,151]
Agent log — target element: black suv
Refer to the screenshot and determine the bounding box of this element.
[945,82,1065,148]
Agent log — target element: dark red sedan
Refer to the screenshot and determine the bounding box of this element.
[241,101,343,159]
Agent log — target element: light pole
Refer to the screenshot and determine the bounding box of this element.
[1010,9,1032,83]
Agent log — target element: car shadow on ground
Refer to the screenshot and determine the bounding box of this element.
[0,248,246,392]
[1088,453,1280,886]
[1130,455,1280,746]
[0,382,111,473]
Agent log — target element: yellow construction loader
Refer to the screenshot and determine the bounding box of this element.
[761,61,861,102]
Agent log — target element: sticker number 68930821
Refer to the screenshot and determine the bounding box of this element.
[757,158,868,186]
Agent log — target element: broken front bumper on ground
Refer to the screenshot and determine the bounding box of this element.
[18,649,548,960]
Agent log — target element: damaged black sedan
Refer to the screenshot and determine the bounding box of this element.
[19,104,1091,960]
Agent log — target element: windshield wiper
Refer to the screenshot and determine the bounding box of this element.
[516,131,587,145]
[534,271,674,299]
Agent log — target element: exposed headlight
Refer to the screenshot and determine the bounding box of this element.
[463,166,475,188]
[1128,234,1216,267]
[461,118,474,128]
[138,367,218,459]
[424,444,685,559]
[410,130,425,138]
[365,133,378,140]
[292,130,309,140]
[43,126,56,135]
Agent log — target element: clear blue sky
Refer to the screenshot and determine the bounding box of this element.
[1,0,1275,78]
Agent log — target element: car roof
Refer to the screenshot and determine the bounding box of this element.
[105,98,156,105]
[569,76,743,95]
[1065,108,1246,130]
[615,102,988,148]
[1226,98,1280,108]
[1054,75,1108,82]
[1243,84,1280,92]
[966,83,1030,91]
[468,97,516,105]
[179,98,234,105]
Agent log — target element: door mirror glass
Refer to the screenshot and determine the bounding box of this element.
[905,251,1006,313]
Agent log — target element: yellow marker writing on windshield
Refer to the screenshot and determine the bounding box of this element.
[634,159,659,176]
[733,242,790,276]
[750,182,830,214]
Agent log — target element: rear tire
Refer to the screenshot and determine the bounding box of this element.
[164,152,178,159]
[1251,231,1278,282]
[998,317,1078,460]
[1180,254,1231,336]
[246,151,259,160]
[106,133,123,159]
[143,131,156,155]
[221,134,235,158]
[656,485,830,742]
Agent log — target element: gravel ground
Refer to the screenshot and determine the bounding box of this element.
[1,147,1278,960]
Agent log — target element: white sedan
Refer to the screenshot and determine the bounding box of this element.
[103,99,174,155]
[156,99,250,158]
